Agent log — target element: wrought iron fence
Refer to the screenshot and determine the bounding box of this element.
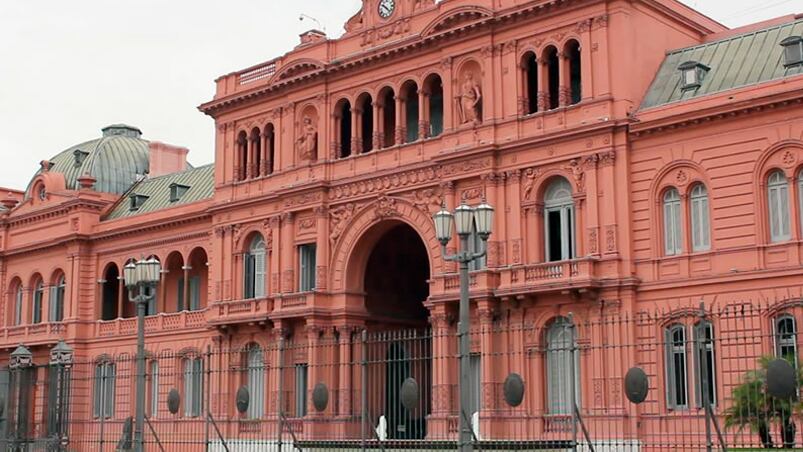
[4,300,803,451]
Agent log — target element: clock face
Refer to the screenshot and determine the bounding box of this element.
[378,0,395,19]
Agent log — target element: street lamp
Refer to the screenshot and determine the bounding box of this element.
[433,201,494,452]
[124,257,161,452]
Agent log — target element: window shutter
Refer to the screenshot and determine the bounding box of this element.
[664,201,674,255]
[189,277,201,310]
[93,365,102,417]
[254,250,266,298]
[664,328,675,409]
[183,360,192,416]
[106,364,116,418]
[49,286,57,321]
[781,184,790,238]
[672,202,682,254]
[177,278,185,312]
[244,254,255,299]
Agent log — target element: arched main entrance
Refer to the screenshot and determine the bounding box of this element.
[364,223,430,326]
[358,222,431,440]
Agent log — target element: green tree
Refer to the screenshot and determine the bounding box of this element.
[724,356,797,448]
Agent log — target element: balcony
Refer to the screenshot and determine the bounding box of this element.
[0,322,66,346]
[498,258,600,297]
[94,310,208,338]
[207,297,273,327]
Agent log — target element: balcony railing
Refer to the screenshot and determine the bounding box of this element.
[95,309,208,338]
[0,322,66,344]
[208,297,273,326]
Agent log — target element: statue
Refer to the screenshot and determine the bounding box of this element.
[297,116,318,162]
[459,71,482,124]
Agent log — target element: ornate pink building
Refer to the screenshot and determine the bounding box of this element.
[2,0,803,449]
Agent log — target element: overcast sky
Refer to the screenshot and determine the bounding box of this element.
[0,0,799,190]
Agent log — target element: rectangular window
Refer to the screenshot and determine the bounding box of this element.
[770,180,791,242]
[299,245,317,292]
[468,354,481,415]
[33,288,43,324]
[693,322,716,407]
[183,358,203,417]
[147,361,159,418]
[93,363,115,418]
[247,348,265,419]
[295,363,308,417]
[546,206,575,262]
[665,326,688,409]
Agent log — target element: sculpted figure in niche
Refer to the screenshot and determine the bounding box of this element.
[297,116,318,162]
[459,71,482,124]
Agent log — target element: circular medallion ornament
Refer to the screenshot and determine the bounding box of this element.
[167,388,181,415]
[378,0,396,19]
[312,383,329,412]
[767,358,798,400]
[400,378,420,411]
[503,373,525,407]
[624,367,650,405]
[236,386,250,414]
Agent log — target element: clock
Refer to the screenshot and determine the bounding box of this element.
[378,0,395,19]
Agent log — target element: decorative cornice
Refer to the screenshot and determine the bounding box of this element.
[199,0,589,117]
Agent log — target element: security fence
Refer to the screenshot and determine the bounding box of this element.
[3,300,803,451]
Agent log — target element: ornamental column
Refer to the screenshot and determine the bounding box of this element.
[559,51,570,107]
[314,207,329,292]
[352,106,362,155]
[372,100,382,150]
[538,59,549,111]
[260,129,270,176]
[395,95,405,145]
[418,89,428,140]
[281,213,295,293]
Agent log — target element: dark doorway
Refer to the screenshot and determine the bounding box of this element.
[364,224,430,323]
[102,265,120,320]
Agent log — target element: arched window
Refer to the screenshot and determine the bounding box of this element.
[338,100,352,158]
[32,277,44,324]
[522,51,538,114]
[693,321,716,406]
[663,188,682,256]
[379,88,396,148]
[665,324,688,409]
[544,178,575,262]
[236,131,248,181]
[401,81,419,143]
[245,344,265,419]
[546,317,578,414]
[424,74,444,137]
[13,284,23,326]
[50,274,66,322]
[358,94,374,153]
[768,170,791,242]
[566,40,582,105]
[544,46,560,110]
[690,184,710,252]
[244,235,266,299]
[775,315,798,366]
[250,128,261,179]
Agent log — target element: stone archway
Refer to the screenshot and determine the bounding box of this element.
[363,222,430,327]
[343,216,433,440]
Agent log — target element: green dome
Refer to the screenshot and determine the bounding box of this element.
[28,124,151,195]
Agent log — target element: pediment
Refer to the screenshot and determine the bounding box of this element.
[271,59,326,82]
[421,6,493,37]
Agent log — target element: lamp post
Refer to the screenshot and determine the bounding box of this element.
[124,257,161,452]
[433,201,494,452]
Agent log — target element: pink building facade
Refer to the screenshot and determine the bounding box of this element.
[2,0,803,450]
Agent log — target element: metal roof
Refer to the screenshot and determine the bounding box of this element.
[104,164,214,220]
[640,18,803,109]
[27,125,152,196]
